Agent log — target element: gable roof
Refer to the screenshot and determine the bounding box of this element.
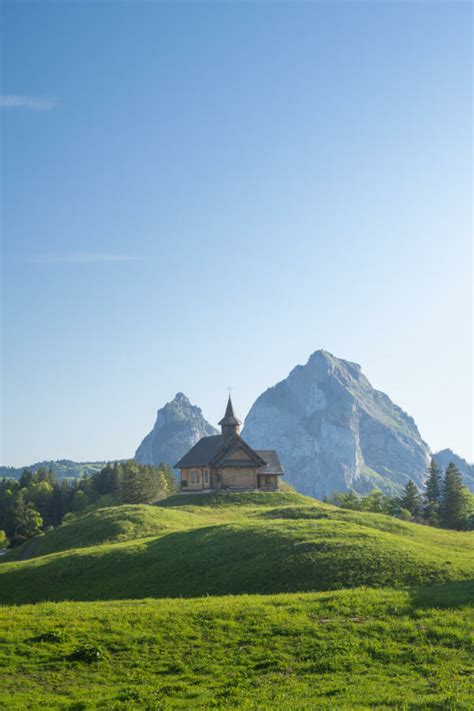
[255,450,284,476]
[210,434,267,468]
[174,435,283,476]
[174,435,225,468]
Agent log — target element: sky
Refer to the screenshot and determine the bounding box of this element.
[1,1,472,467]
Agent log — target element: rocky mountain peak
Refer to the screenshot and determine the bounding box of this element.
[242,350,430,499]
[135,393,218,468]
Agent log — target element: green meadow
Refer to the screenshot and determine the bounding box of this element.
[1,491,473,708]
[1,586,473,710]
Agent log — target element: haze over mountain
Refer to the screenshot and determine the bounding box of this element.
[242,350,431,498]
[135,392,218,468]
[129,350,474,499]
[4,353,471,497]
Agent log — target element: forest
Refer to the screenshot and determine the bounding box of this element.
[0,461,177,547]
[328,459,473,531]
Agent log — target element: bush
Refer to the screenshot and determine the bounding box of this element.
[68,644,105,663]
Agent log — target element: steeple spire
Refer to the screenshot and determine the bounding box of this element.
[219,395,241,441]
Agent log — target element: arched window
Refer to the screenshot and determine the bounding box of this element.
[204,470,209,484]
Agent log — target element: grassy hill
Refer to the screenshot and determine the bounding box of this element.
[1,491,473,708]
[0,459,110,480]
[1,491,472,604]
[1,584,472,710]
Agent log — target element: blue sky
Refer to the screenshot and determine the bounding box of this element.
[2,1,472,466]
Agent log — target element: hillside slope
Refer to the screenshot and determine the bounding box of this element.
[1,493,472,604]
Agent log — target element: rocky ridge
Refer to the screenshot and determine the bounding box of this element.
[241,350,431,499]
[135,392,218,467]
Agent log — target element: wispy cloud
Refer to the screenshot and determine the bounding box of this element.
[0,95,57,110]
[30,252,142,265]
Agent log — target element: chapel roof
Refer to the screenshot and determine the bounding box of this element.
[174,434,283,475]
[174,434,225,468]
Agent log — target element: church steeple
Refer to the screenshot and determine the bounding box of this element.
[219,395,242,441]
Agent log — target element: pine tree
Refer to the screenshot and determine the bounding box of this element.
[19,468,33,488]
[400,480,422,517]
[424,458,442,524]
[441,463,468,530]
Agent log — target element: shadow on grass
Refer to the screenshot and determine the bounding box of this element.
[409,579,474,610]
[0,521,471,606]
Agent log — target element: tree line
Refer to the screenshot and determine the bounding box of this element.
[328,459,473,530]
[0,460,177,547]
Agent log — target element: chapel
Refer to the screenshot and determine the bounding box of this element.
[174,396,283,493]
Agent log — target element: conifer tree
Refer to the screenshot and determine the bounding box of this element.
[424,458,442,524]
[400,480,422,517]
[441,463,468,530]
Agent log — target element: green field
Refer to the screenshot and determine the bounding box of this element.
[1,492,472,604]
[1,491,473,708]
[1,585,473,710]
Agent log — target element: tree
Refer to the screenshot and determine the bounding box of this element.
[424,458,442,524]
[91,462,122,501]
[361,489,392,514]
[71,490,90,513]
[328,490,362,510]
[119,461,168,504]
[400,480,422,517]
[159,463,179,496]
[5,492,43,544]
[19,468,34,488]
[441,463,471,530]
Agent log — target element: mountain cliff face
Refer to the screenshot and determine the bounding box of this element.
[242,350,431,499]
[135,393,218,467]
[433,449,474,492]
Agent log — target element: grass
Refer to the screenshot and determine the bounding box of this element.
[6,504,199,560]
[1,492,473,708]
[1,492,472,604]
[0,584,472,710]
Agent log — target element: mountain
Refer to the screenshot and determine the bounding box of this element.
[242,350,431,499]
[433,449,474,491]
[0,459,108,480]
[135,392,218,467]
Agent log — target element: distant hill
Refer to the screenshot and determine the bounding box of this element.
[0,459,109,480]
[135,392,218,467]
[1,491,472,604]
[243,350,431,499]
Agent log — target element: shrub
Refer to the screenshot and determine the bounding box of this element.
[68,644,105,663]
